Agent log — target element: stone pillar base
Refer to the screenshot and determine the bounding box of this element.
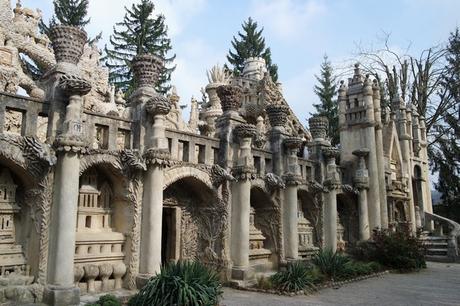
[43,285,80,306]
[230,266,254,286]
[136,273,154,289]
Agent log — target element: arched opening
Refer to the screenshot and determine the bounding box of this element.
[249,187,277,272]
[0,162,35,285]
[163,176,224,269]
[75,165,128,294]
[297,189,320,258]
[337,193,359,251]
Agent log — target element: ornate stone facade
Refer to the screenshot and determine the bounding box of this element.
[0,1,443,305]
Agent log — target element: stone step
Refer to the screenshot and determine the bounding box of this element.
[426,248,448,256]
[426,255,452,263]
[422,236,449,241]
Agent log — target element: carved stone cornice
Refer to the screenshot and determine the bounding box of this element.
[58,74,91,96]
[308,116,328,140]
[232,165,256,181]
[233,123,257,140]
[53,136,86,153]
[341,183,359,194]
[120,150,147,172]
[216,85,243,113]
[132,54,163,88]
[143,148,173,166]
[352,148,370,158]
[49,25,87,65]
[266,104,289,128]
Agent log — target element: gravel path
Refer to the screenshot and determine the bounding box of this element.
[222,262,460,306]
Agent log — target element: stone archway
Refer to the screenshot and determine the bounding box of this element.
[163,175,226,270]
[250,186,279,271]
[297,189,320,257]
[75,164,130,294]
[337,193,359,249]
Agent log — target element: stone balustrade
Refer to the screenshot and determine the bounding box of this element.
[74,261,126,294]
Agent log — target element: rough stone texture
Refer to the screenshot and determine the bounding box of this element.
[223,262,460,306]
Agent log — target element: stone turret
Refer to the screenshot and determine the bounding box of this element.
[241,57,268,81]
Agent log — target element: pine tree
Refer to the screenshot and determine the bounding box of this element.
[432,28,460,222]
[104,0,175,94]
[312,55,339,146]
[39,0,90,35]
[227,17,278,82]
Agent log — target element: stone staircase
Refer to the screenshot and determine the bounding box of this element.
[421,235,451,262]
[422,212,460,263]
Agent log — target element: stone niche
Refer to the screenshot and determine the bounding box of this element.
[249,207,271,270]
[0,168,34,301]
[75,170,127,294]
[297,207,318,259]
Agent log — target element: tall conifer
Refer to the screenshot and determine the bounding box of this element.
[312,55,339,146]
[227,17,278,81]
[104,0,175,94]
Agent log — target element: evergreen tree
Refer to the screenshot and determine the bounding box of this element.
[227,17,278,82]
[312,55,339,146]
[432,28,460,222]
[104,0,175,94]
[39,0,90,35]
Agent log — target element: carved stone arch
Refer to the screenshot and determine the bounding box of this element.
[79,153,123,176]
[164,166,213,190]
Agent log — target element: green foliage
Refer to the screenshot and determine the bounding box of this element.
[313,248,351,280]
[128,261,222,306]
[431,27,460,221]
[39,0,90,35]
[104,0,176,94]
[351,229,426,271]
[270,262,315,292]
[227,17,278,81]
[85,294,121,306]
[312,55,339,146]
[340,261,382,280]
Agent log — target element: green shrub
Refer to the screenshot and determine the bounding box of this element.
[86,294,121,306]
[270,261,314,292]
[312,248,350,280]
[128,261,222,306]
[351,229,426,271]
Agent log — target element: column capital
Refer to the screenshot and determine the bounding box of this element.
[232,165,256,181]
[283,173,303,186]
[216,85,243,114]
[143,148,172,167]
[322,146,340,162]
[266,104,289,128]
[233,123,257,141]
[308,115,328,140]
[50,25,87,66]
[145,94,171,118]
[323,178,342,191]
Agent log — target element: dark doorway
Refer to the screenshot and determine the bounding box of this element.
[161,207,177,265]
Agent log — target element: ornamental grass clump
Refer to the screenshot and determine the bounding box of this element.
[270,261,315,292]
[128,261,223,306]
[312,248,350,280]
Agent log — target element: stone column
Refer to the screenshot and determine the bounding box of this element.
[353,149,370,240]
[322,147,341,252]
[282,137,303,260]
[372,80,388,228]
[362,77,381,230]
[44,25,89,306]
[130,55,172,286]
[231,124,257,282]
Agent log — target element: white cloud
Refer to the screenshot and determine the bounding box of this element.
[250,0,326,41]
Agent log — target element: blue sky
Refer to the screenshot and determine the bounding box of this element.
[19,0,460,124]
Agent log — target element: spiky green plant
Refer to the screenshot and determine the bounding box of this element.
[270,261,314,292]
[128,261,222,306]
[313,248,350,280]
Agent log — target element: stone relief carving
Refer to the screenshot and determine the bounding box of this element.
[210,164,235,188]
[265,173,286,191]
